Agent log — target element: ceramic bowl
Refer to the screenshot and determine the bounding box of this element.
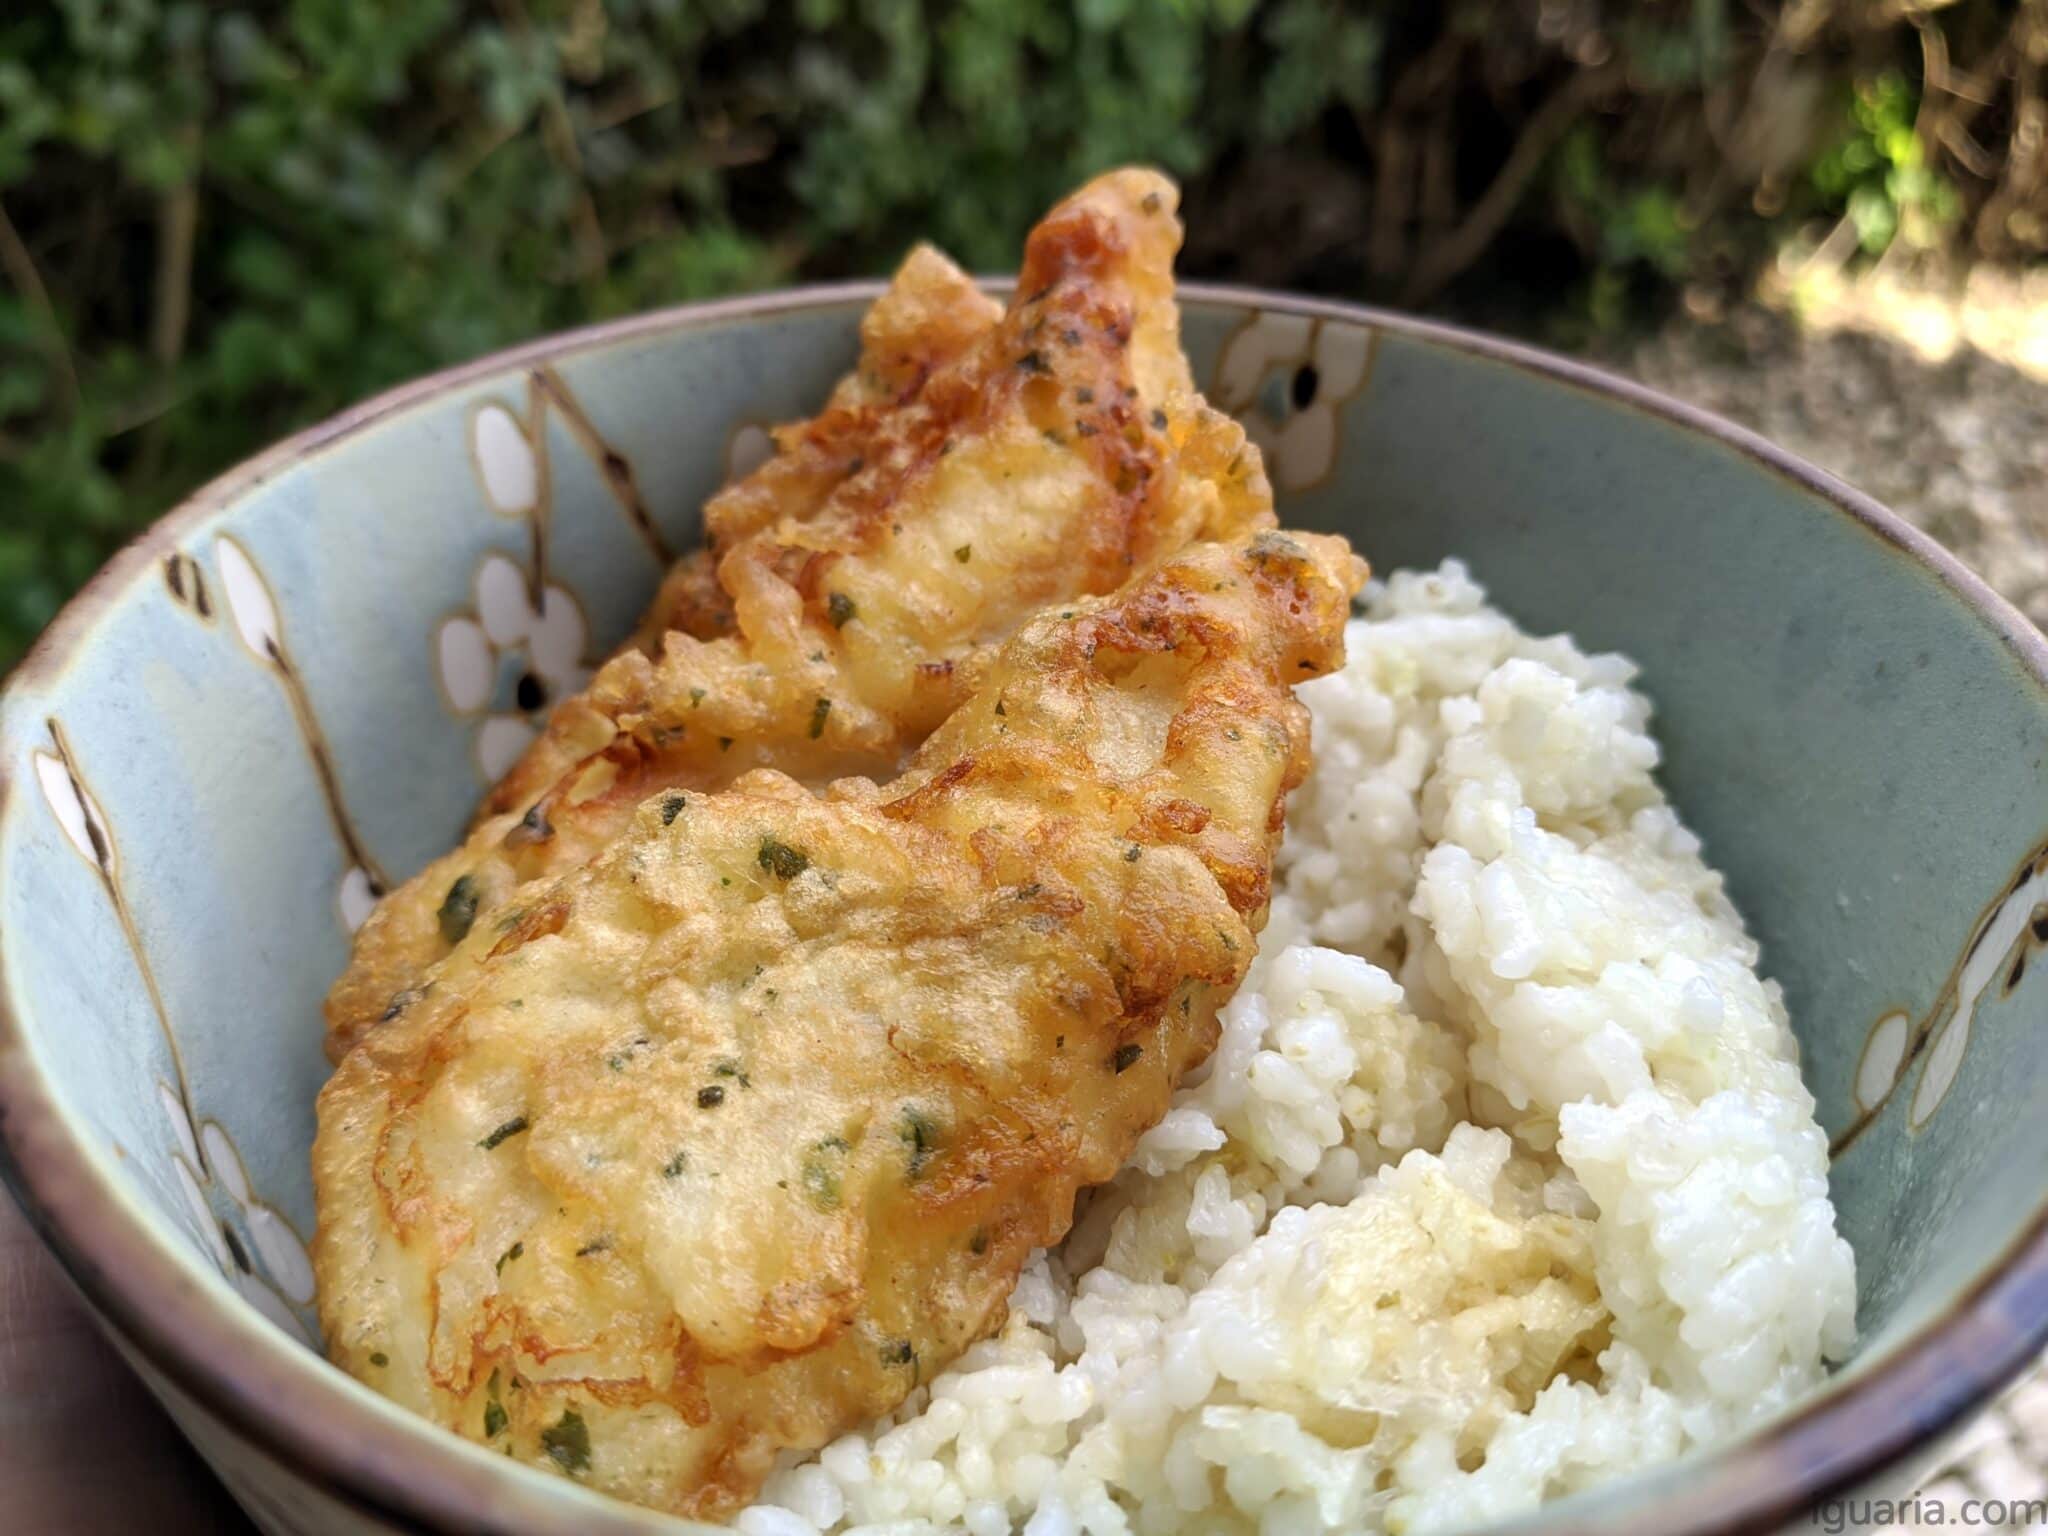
[2,287,2045,1536]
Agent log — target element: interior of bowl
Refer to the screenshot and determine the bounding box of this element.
[3,287,2045,1533]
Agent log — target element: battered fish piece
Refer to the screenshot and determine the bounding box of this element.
[313,530,1364,1520]
[324,168,1272,1061]
[617,242,1013,658]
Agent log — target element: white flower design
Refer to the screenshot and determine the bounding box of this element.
[158,1083,314,1342]
[337,867,380,932]
[213,532,389,933]
[1910,851,2047,1127]
[214,533,284,664]
[441,394,594,779]
[471,399,540,516]
[1856,848,2048,1128]
[725,420,775,482]
[1853,1010,1910,1114]
[437,553,589,781]
[32,745,113,876]
[33,719,316,1344]
[1843,840,2047,1143]
[1212,313,1377,492]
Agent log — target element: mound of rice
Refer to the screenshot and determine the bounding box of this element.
[746,562,1858,1536]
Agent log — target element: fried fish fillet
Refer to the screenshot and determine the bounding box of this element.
[324,168,1273,1061]
[616,241,1016,659]
[313,530,1363,1519]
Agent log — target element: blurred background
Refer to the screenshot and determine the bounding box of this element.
[2,0,2044,674]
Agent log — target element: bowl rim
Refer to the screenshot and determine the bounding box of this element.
[2,279,2045,1536]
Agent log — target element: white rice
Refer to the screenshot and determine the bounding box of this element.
[750,561,1858,1536]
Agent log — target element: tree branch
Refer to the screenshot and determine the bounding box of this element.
[1369,117,1412,280]
[151,132,201,370]
[494,0,607,289]
[1366,34,1466,283]
[1973,0,2047,254]
[0,195,80,417]
[133,123,203,487]
[1400,65,1618,309]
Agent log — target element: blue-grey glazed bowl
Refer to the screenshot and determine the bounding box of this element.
[1,286,2044,1536]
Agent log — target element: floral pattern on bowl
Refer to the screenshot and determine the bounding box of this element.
[30,716,316,1340]
[1211,310,1378,491]
[435,554,589,782]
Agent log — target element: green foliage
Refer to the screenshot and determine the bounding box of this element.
[1554,127,1694,280]
[0,0,2027,666]
[1811,72,1961,254]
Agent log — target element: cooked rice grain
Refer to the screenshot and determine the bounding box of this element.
[750,561,1856,1536]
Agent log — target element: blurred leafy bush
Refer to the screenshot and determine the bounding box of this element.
[2,0,2041,665]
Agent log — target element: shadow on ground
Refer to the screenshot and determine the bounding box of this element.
[1613,305,2048,638]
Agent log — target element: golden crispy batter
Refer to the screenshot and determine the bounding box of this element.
[320,249,1000,1060]
[312,531,1363,1520]
[323,169,1273,1061]
[625,549,734,653]
[615,243,1014,660]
